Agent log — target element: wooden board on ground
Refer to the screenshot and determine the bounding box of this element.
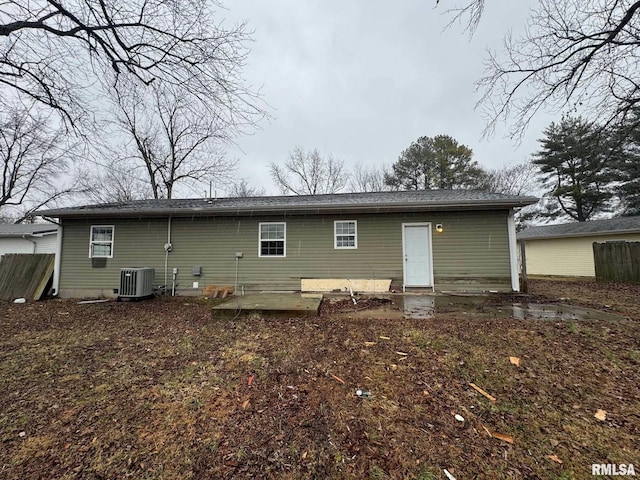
[0,254,55,301]
[301,279,391,293]
[202,285,234,298]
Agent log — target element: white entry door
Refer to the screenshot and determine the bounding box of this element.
[402,224,433,288]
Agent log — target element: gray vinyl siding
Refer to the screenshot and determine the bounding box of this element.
[59,219,167,294]
[58,210,512,296]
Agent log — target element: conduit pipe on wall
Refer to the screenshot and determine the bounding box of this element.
[164,217,173,295]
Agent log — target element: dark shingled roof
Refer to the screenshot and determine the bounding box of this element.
[517,216,640,240]
[0,224,58,237]
[37,190,538,218]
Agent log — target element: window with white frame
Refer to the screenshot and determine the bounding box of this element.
[334,220,357,249]
[89,225,114,258]
[259,222,286,257]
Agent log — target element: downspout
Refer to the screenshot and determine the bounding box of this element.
[52,224,63,296]
[507,209,520,292]
[41,217,62,296]
[22,235,38,253]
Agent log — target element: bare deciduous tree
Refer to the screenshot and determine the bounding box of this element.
[226,178,266,197]
[0,105,77,222]
[483,162,540,196]
[348,163,393,192]
[1,0,264,132]
[440,0,485,35]
[270,147,348,195]
[441,1,640,139]
[75,160,152,204]
[111,83,236,199]
[482,161,542,230]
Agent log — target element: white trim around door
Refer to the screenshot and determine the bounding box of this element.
[401,222,434,291]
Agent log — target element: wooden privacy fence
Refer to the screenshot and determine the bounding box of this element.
[593,241,640,284]
[0,254,55,300]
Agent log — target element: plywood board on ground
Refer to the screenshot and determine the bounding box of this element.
[301,279,391,293]
[202,285,234,297]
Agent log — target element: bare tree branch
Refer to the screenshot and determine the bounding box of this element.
[0,103,79,221]
[1,0,265,132]
[74,160,152,204]
[441,0,485,36]
[225,178,266,197]
[440,0,640,140]
[109,80,236,199]
[269,147,349,195]
[348,163,393,192]
[483,161,541,196]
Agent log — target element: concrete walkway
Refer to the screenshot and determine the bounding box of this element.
[211,293,323,319]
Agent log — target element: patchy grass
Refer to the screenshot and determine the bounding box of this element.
[0,281,639,479]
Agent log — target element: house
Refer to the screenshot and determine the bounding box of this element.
[0,224,58,260]
[517,216,640,277]
[37,190,537,298]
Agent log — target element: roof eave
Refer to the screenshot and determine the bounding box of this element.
[0,231,57,237]
[39,198,538,219]
[518,228,640,241]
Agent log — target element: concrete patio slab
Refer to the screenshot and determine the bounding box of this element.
[211,293,323,319]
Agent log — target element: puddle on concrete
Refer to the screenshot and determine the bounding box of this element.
[394,295,486,319]
[506,303,625,321]
[390,295,625,321]
[402,296,436,319]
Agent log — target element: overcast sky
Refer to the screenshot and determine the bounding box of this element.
[222,0,552,195]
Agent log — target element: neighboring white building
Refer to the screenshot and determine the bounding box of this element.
[0,224,58,259]
[517,216,640,277]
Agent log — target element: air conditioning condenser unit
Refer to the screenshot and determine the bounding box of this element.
[118,268,155,300]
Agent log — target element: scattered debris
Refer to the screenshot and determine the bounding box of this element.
[390,364,398,371]
[349,287,357,305]
[203,285,234,298]
[247,375,254,386]
[3,278,638,479]
[355,389,371,399]
[469,382,497,402]
[379,336,390,340]
[13,298,26,304]
[241,398,250,409]
[491,432,514,444]
[364,341,377,347]
[454,414,465,422]
[594,409,607,421]
[509,356,521,366]
[18,431,26,438]
[443,468,457,480]
[548,454,563,464]
[395,351,408,356]
[331,374,345,385]
[301,451,308,460]
[77,299,110,304]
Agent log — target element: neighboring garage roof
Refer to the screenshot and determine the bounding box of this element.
[517,216,640,240]
[37,190,538,219]
[0,224,58,237]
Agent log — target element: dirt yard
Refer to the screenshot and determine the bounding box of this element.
[1,279,638,479]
